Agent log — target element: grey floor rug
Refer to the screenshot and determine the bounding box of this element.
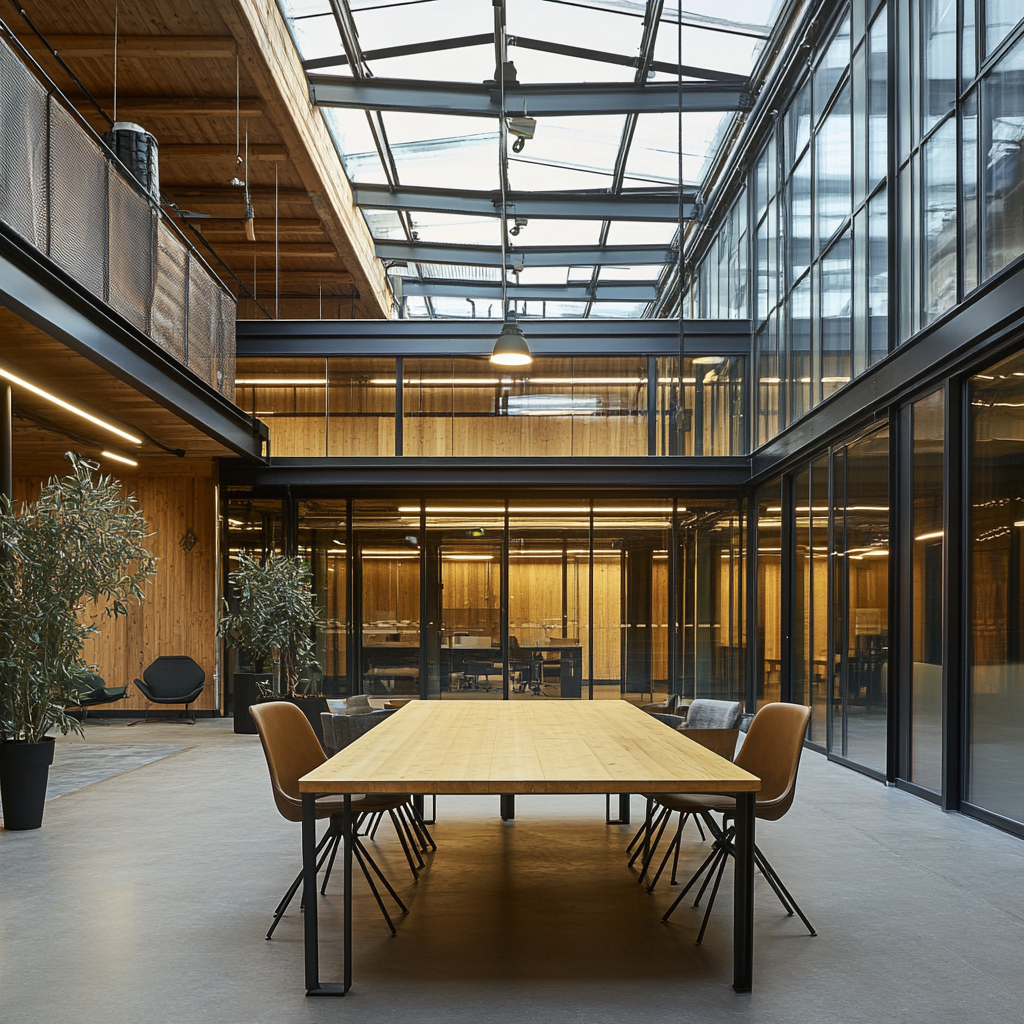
[44,743,190,801]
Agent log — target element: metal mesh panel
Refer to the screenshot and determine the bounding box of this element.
[216,287,237,401]
[186,253,217,389]
[151,221,187,361]
[0,39,48,249]
[48,98,106,296]
[107,171,154,333]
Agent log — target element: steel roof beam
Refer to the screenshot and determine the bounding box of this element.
[354,184,696,220]
[375,240,674,267]
[308,76,750,116]
[301,33,746,84]
[401,280,657,301]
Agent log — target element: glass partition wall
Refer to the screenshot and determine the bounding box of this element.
[253,497,748,703]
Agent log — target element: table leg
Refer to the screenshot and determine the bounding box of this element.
[303,792,346,997]
[500,794,515,820]
[732,791,754,993]
[343,793,353,993]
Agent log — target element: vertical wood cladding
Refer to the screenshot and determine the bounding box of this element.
[14,464,218,712]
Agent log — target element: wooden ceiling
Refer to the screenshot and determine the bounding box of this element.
[0,306,239,475]
[12,0,391,321]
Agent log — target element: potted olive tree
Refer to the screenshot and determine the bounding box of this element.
[0,454,156,830]
[218,551,324,737]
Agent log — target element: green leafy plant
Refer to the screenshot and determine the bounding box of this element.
[0,454,157,743]
[218,551,322,698]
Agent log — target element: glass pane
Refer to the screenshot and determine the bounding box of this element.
[298,500,350,698]
[868,187,889,365]
[982,33,1024,281]
[354,499,421,698]
[922,0,957,135]
[816,81,852,252]
[756,480,783,707]
[789,150,811,283]
[788,77,812,168]
[910,389,944,792]
[867,8,888,191]
[234,358,327,457]
[625,112,731,187]
[383,112,498,191]
[678,500,747,702]
[922,117,958,324]
[810,455,829,745]
[968,348,1024,822]
[789,274,812,421]
[820,230,853,399]
[814,14,852,123]
[794,465,812,710]
[985,0,1024,56]
[511,115,624,192]
[656,356,747,456]
[327,359,395,456]
[843,425,890,773]
[964,89,980,293]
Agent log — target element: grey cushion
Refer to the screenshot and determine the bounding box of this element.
[321,709,395,757]
[681,699,743,730]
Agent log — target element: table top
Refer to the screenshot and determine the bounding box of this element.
[299,700,760,796]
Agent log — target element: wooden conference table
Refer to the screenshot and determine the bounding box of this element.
[298,701,761,995]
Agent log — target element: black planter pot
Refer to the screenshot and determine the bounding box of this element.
[233,673,273,735]
[0,737,55,831]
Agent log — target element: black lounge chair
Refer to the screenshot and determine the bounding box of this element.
[131,656,206,725]
[73,671,129,724]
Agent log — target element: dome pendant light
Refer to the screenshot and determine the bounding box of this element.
[491,311,532,366]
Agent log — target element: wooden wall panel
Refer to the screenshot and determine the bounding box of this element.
[14,464,219,712]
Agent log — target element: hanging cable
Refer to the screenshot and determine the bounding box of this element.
[275,161,279,320]
[112,0,118,122]
[498,9,509,321]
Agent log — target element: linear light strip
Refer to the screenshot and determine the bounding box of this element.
[0,365,142,445]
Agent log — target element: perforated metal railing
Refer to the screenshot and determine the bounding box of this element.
[0,36,236,403]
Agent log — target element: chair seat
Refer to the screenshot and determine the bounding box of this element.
[656,792,738,815]
[312,793,409,819]
[79,686,128,707]
[135,682,205,705]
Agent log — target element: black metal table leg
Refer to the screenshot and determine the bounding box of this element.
[343,794,353,992]
[500,794,515,820]
[732,791,755,993]
[303,792,345,997]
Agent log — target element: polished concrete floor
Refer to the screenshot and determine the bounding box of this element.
[2,719,1023,1024]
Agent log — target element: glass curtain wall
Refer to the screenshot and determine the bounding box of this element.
[967,350,1024,824]
[655,356,748,456]
[756,480,784,707]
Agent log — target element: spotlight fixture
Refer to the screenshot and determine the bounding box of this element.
[490,313,532,366]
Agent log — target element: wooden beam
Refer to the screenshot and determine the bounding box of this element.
[72,97,264,118]
[199,218,322,231]
[35,35,236,58]
[166,186,310,204]
[208,242,337,258]
[217,0,390,317]
[160,144,287,162]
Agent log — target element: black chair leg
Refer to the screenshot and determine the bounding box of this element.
[662,835,728,921]
[650,812,688,891]
[353,836,409,913]
[638,803,673,886]
[351,843,397,935]
[267,829,334,939]
[396,806,425,868]
[695,846,730,945]
[756,845,816,936]
[409,803,437,851]
[389,809,420,879]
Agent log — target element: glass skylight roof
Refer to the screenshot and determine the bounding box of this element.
[278,0,785,318]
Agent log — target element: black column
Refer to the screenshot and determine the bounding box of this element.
[0,382,11,502]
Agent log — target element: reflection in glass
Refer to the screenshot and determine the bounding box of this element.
[788,77,811,168]
[814,15,851,124]
[756,481,783,708]
[756,319,781,447]
[820,231,852,400]
[982,34,1024,281]
[328,358,396,456]
[910,390,944,792]
[867,9,888,190]
[789,151,811,283]
[968,350,1024,823]
[985,0,1024,56]
[789,275,812,422]
[811,456,830,744]
[235,358,327,458]
[656,356,747,456]
[964,90,979,294]
[922,0,957,135]
[922,118,958,324]
[868,189,889,365]
[816,82,852,252]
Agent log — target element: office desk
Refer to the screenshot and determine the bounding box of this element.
[298,701,760,996]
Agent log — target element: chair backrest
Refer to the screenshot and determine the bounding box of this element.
[142,656,206,699]
[649,712,687,730]
[684,699,743,730]
[250,701,326,823]
[734,702,811,820]
[75,670,105,695]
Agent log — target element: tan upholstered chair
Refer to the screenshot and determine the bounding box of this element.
[250,701,413,939]
[659,701,816,942]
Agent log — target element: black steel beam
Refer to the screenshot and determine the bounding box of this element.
[235,316,752,358]
[376,240,674,267]
[0,224,266,460]
[220,456,751,493]
[301,32,747,84]
[308,75,751,116]
[400,280,657,302]
[353,183,697,220]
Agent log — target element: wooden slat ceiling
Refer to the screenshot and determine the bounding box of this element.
[11,0,391,320]
[0,306,239,475]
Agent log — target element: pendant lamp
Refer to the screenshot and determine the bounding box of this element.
[490,311,532,366]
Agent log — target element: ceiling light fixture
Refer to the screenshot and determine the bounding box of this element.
[491,313,532,366]
[101,450,138,467]
[0,363,142,445]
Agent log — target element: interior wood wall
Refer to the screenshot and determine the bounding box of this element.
[14,462,219,712]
